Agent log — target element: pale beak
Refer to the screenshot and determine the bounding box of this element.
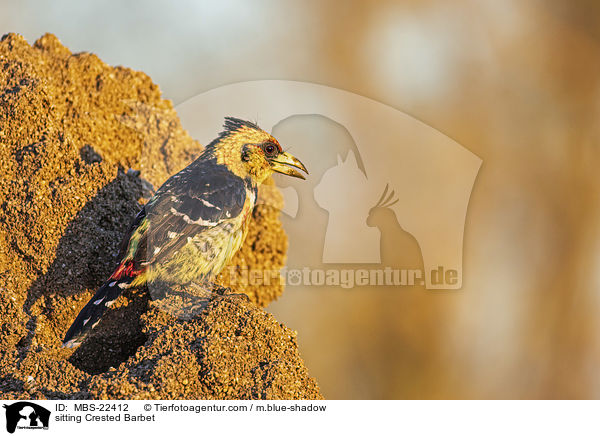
[270,152,309,179]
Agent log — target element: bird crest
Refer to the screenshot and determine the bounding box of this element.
[223,116,260,133]
[205,117,264,151]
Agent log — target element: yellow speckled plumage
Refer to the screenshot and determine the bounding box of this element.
[63,117,307,347]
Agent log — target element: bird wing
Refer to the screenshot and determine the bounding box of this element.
[122,163,248,268]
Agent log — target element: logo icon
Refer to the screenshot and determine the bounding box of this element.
[3,402,50,433]
[123,80,481,300]
[175,80,481,289]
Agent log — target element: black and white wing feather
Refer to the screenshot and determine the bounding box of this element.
[124,162,247,268]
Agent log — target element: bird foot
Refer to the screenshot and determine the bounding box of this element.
[211,285,251,303]
[221,291,251,303]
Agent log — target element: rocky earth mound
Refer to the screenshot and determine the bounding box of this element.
[0,33,321,399]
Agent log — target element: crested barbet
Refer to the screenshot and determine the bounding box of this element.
[63,117,308,347]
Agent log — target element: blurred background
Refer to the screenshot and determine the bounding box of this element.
[1,0,599,399]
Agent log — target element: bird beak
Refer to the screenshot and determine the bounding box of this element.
[270,152,309,179]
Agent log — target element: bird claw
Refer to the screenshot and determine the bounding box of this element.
[222,292,251,303]
[210,285,251,303]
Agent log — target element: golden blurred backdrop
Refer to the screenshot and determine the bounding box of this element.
[2,0,599,398]
[266,0,600,399]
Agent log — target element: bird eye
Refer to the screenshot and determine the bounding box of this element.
[263,143,277,156]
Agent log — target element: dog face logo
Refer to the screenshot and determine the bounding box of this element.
[2,402,50,433]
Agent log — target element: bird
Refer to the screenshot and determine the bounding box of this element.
[63,117,308,348]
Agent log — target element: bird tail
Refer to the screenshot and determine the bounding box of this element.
[62,263,140,348]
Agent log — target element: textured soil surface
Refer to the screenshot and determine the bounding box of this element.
[0,33,321,399]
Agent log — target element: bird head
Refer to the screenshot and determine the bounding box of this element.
[207,117,308,183]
